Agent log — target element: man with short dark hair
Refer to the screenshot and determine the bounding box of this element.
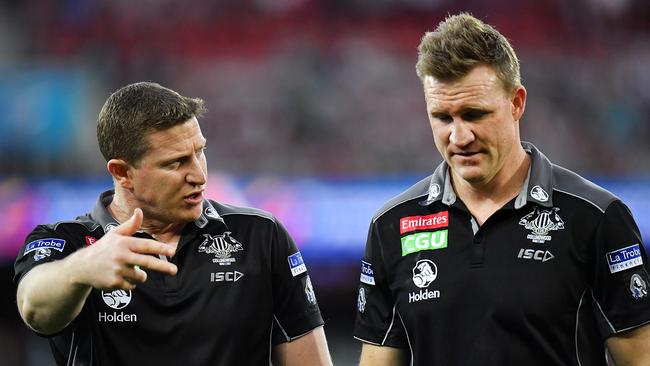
[354,13,650,365]
[15,82,332,365]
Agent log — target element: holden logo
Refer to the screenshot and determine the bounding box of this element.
[102,290,132,309]
[412,259,437,288]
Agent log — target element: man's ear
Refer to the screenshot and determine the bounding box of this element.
[511,85,527,122]
[107,159,133,189]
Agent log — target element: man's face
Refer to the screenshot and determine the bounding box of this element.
[126,117,208,225]
[424,65,525,188]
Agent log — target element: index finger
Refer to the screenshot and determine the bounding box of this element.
[126,237,176,258]
[126,252,178,276]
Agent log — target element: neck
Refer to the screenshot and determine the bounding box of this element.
[108,188,184,244]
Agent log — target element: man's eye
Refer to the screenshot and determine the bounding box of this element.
[165,159,183,169]
[463,110,487,121]
[432,114,452,123]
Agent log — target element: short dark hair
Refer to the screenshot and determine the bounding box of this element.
[97,82,206,164]
[415,13,521,93]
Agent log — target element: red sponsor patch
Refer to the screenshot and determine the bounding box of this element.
[400,211,449,234]
[85,236,97,246]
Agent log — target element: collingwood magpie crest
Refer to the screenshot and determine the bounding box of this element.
[519,207,564,244]
[199,232,244,265]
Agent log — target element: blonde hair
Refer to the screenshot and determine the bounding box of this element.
[416,13,521,93]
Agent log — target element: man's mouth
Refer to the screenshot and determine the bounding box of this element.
[184,191,204,203]
[453,151,479,157]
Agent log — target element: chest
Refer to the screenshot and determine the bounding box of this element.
[383,206,593,321]
[87,226,274,337]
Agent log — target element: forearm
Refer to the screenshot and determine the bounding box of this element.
[359,343,408,366]
[17,256,92,335]
[607,324,650,366]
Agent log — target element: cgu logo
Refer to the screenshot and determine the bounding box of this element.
[401,230,448,256]
[517,248,554,262]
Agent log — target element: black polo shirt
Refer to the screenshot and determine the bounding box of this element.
[354,142,650,365]
[15,190,324,366]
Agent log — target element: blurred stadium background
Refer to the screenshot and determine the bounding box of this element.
[1,0,649,365]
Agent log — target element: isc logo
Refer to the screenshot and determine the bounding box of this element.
[517,248,554,262]
[210,271,244,282]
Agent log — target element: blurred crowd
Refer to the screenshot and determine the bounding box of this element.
[1,1,649,365]
[1,0,649,178]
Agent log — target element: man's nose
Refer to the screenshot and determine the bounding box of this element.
[449,120,475,147]
[187,157,206,186]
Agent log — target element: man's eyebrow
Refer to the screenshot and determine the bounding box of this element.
[430,111,450,118]
[160,153,186,164]
[460,107,489,113]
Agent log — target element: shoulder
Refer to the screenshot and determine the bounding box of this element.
[551,163,619,213]
[210,200,277,223]
[372,175,431,223]
[21,215,99,258]
[29,214,99,239]
[57,214,100,231]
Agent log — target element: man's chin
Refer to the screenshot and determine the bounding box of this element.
[451,166,487,185]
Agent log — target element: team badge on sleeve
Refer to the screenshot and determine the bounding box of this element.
[33,248,52,261]
[606,244,643,273]
[630,274,648,300]
[288,251,307,276]
[24,238,66,258]
[360,261,375,285]
[357,287,367,313]
[304,276,317,305]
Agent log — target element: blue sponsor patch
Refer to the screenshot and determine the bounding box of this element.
[607,244,643,274]
[24,238,66,256]
[360,261,375,285]
[288,251,307,277]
